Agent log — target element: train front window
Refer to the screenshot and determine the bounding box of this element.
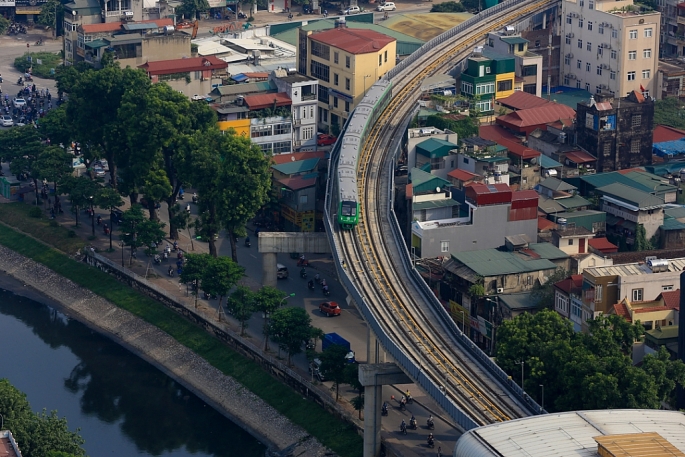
[342,202,356,216]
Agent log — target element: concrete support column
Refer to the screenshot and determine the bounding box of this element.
[363,384,383,457]
[367,327,385,364]
[262,252,277,288]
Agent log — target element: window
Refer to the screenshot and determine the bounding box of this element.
[588,21,593,31]
[597,65,602,75]
[663,285,674,291]
[628,51,636,60]
[595,284,603,302]
[565,55,571,65]
[518,43,525,52]
[334,73,339,86]
[576,80,582,89]
[310,61,330,82]
[564,76,570,85]
[461,81,473,94]
[311,42,330,60]
[345,55,350,68]
[586,62,592,72]
[475,99,492,112]
[318,85,329,104]
[589,0,594,8]
[599,24,604,34]
[598,47,603,56]
[645,28,653,37]
[612,29,618,38]
[333,97,338,108]
[587,42,592,51]
[440,241,449,253]
[302,126,314,140]
[272,141,290,154]
[632,288,643,301]
[631,139,640,153]
[345,77,350,90]
[611,49,617,59]
[578,39,583,49]
[603,142,612,156]
[379,55,382,66]
[274,123,291,135]
[384,50,388,63]
[585,83,591,91]
[644,48,652,58]
[566,36,571,45]
[299,195,308,205]
[627,71,636,81]
[577,59,582,69]
[522,65,537,76]
[568,238,574,246]
[475,82,495,95]
[610,71,616,80]
[333,51,339,64]
[642,69,650,78]
[579,18,584,27]
[580,0,584,5]
[251,125,271,138]
[566,15,572,24]
[497,80,512,92]
[629,29,637,39]
[345,101,350,112]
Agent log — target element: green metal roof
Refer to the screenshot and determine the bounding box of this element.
[212,81,275,96]
[500,36,528,45]
[413,199,459,210]
[581,170,675,195]
[556,195,590,210]
[410,168,450,194]
[540,177,576,192]
[661,217,685,231]
[451,243,566,277]
[622,171,677,195]
[539,155,562,169]
[645,325,679,342]
[272,158,319,175]
[498,292,539,311]
[596,183,665,209]
[416,138,457,159]
[665,206,685,219]
[85,39,108,49]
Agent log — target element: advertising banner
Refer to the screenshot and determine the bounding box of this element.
[0,0,16,6]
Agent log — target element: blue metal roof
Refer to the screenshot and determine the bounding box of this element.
[231,74,249,82]
[539,155,562,169]
[653,138,685,157]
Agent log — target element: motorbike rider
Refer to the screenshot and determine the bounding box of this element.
[314,273,320,283]
[307,279,314,289]
[400,420,406,433]
[427,433,434,446]
[410,415,416,429]
[154,254,161,264]
[321,278,327,288]
[322,284,329,295]
[245,236,250,245]
[167,266,174,276]
[427,415,434,428]
[400,396,407,409]
[381,402,388,415]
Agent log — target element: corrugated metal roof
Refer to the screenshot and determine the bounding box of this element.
[653,124,685,143]
[584,257,685,277]
[498,292,537,310]
[539,155,562,169]
[540,177,575,191]
[661,217,685,231]
[500,36,528,45]
[451,243,566,277]
[455,410,685,457]
[556,195,590,209]
[564,150,596,164]
[596,183,665,209]
[413,199,458,210]
[665,206,685,219]
[416,138,457,158]
[410,168,450,193]
[212,81,275,96]
[498,91,551,110]
[271,157,319,175]
[496,103,576,129]
[310,28,395,55]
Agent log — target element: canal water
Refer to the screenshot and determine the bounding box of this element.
[0,274,266,457]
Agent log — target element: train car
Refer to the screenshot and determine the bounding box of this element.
[337,79,392,229]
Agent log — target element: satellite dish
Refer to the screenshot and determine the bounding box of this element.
[436,187,441,193]
[291,156,295,161]
[530,157,537,165]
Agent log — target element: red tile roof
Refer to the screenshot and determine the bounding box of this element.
[277,175,317,191]
[243,72,269,79]
[139,56,227,75]
[588,237,618,253]
[660,290,680,310]
[271,151,326,165]
[500,138,540,159]
[310,28,395,55]
[653,125,685,144]
[554,274,583,294]
[564,150,596,164]
[631,89,645,103]
[81,18,173,34]
[243,92,291,110]
[447,169,479,181]
[465,182,511,194]
[479,124,522,143]
[594,101,613,111]
[613,302,632,322]
[498,92,551,110]
[538,216,556,231]
[496,103,576,129]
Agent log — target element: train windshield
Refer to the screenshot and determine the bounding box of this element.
[341,201,357,216]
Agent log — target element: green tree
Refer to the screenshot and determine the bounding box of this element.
[94,187,125,250]
[430,1,465,12]
[60,176,100,227]
[177,0,210,18]
[459,0,481,10]
[38,0,62,35]
[39,107,71,148]
[34,146,73,194]
[654,97,685,130]
[641,347,685,405]
[254,286,289,351]
[201,256,244,315]
[0,125,45,205]
[425,114,479,140]
[0,16,9,36]
[227,285,256,336]
[530,268,569,308]
[633,224,653,251]
[270,307,312,365]
[319,344,350,402]
[180,253,212,309]
[345,364,364,419]
[119,204,146,264]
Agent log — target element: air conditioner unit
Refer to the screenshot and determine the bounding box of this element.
[496,287,504,293]
[566,53,574,58]
[567,33,575,38]
[599,84,608,89]
[123,10,134,17]
[571,12,579,17]
[602,43,612,49]
[485,67,492,73]
[601,64,610,69]
[568,74,577,80]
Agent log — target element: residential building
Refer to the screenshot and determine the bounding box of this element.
[447,169,482,190]
[551,226,596,255]
[660,0,685,57]
[406,127,459,177]
[588,236,619,254]
[139,56,227,98]
[244,92,293,155]
[560,0,660,97]
[297,21,396,132]
[271,153,325,231]
[537,177,593,218]
[575,91,655,172]
[411,182,538,258]
[522,28,562,90]
[0,430,22,457]
[657,58,685,99]
[487,29,544,97]
[495,102,577,135]
[459,48,517,114]
[554,274,584,326]
[271,70,320,151]
[581,256,685,317]
[497,292,541,320]
[613,292,679,330]
[478,125,543,190]
[456,137,510,185]
[414,138,460,181]
[597,182,665,244]
[578,168,677,201]
[406,169,458,237]
[660,205,685,248]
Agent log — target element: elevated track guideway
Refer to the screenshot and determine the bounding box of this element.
[324,0,557,433]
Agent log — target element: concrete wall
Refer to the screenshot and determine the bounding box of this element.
[407,131,459,173]
[618,270,681,302]
[118,34,191,68]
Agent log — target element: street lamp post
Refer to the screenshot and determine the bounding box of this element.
[89,196,95,236]
[516,360,525,389]
[460,310,465,333]
[540,384,544,412]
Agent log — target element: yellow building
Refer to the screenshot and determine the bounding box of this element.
[297,22,396,132]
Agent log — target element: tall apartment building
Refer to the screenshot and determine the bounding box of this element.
[297,20,396,132]
[659,0,685,57]
[560,0,660,97]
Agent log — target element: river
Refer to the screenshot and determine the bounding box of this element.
[0,273,266,457]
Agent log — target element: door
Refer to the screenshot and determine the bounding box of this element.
[579,237,585,254]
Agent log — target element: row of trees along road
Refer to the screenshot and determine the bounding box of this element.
[52,61,271,262]
[0,378,85,457]
[496,309,685,411]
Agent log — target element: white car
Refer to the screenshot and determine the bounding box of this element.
[13,98,26,108]
[1,115,13,127]
[377,2,396,11]
[341,5,361,14]
[93,165,106,178]
[96,159,109,171]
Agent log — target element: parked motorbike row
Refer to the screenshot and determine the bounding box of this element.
[7,23,27,35]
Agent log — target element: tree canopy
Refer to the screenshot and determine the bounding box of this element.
[270,307,312,365]
[654,97,685,130]
[495,310,685,411]
[425,114,479,140]
[430,1,465,12]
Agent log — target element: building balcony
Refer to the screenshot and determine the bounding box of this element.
[301,94,316,101]
[678,16,685,26]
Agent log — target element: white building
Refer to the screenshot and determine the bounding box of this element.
[560,0,660,97]
[270,69,319,151]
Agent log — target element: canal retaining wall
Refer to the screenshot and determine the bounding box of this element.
[0,244,333,457]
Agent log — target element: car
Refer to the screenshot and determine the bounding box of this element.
[177,20,193,29]
[13,98,26,108]
[317,134,337,146]
[1,115,13,127]
[377,2,396,11]
[319,301,341,317]
[277,263,289,279]
[93,165,106,178]
[341,5,360,14]
[96,159,109,171]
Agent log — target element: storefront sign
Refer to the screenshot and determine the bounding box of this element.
[207,0,226,7]
[0,0,16,7]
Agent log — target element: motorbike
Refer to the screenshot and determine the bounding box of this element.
[172,242,178,252]
[162,251,168,261]
[35,39,44,46]
[323,287,330,297]
[238,11,247,18]
[427,417,435,430]
[307,280,315,290]
[406,394,413,404]
[300,268,307,278]
[245,238,251,247]
[381,403,388,416]
[400,423,407,435]
[427,436,435,448]
[192,193,198,203]
[297,258,309,267]
[17,78,23,86]
[167,267,175,277]
[409,417,417,430]
[399,397,407,411]
[96,215,102,225]
[153,255,162,265]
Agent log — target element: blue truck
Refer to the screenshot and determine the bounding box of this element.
[322,333,356,363]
